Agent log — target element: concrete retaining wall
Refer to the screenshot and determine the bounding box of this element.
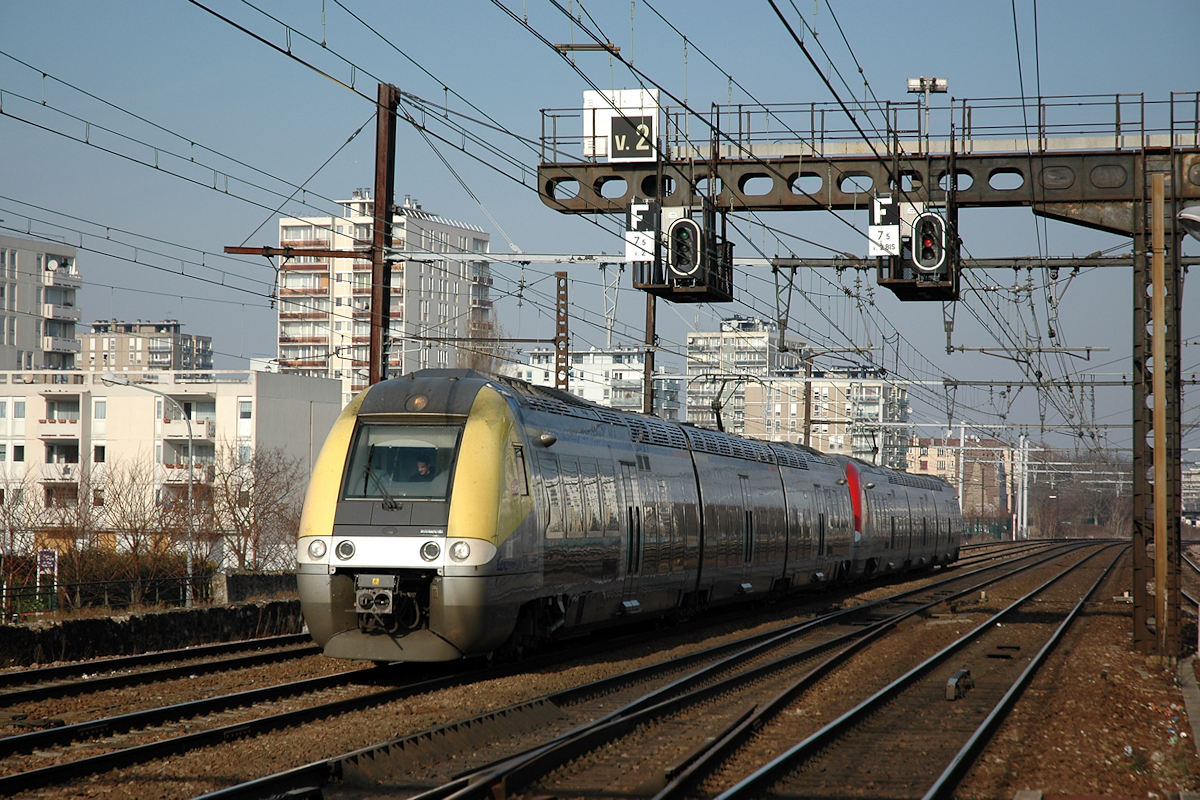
[0,599,304,667]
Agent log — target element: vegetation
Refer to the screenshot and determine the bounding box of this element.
[0,443,304,614]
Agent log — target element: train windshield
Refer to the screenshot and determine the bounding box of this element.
[342,424,462,501]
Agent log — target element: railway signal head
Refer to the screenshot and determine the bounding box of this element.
[667,217,702,275]
[911,213,946,272]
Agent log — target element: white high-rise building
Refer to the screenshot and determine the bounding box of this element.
[277,190,493,404]
[0,235,82,371]
[511,345,682,419]
[0,369,341,561]
[685,316,804,434]
[742,369,911,468]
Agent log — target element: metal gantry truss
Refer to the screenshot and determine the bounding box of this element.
[537,93,1200,659]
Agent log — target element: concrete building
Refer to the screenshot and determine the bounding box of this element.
[277,190,494,405]
[0,369,340,551]
[79,320,213,373]
[512,345,682,419]
[908,435,1012,517]
[741,368,910,468]
[685,317,805,434]
[0,234,82,371]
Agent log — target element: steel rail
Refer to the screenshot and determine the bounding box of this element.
[192,541,1092,800]
[0,642,320,707]
[0,633,310,691]
[714,543,1125,798]
[922,546,1129,799]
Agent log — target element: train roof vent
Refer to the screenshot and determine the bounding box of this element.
[593,408,630,429]
[768,443,810,470]
[684,427,775,463]
[732,437,777,463]
[521,394,574,416]
[626,416,688,449]
[888,471,943,490]
[684,426,732,457]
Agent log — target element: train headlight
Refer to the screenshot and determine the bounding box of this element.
[420,541,441,562]
[335,540,355,560]
[449,541,471,562]
[307,539,328,560]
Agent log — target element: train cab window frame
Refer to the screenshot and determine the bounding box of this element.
[341,423,463,502]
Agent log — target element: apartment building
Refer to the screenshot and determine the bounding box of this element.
[908,435,1012,517]
[79,320,213,372]
[0,369,340,525]
[685,317,804,434]
[277,190,493,405]
[0,234,82,371]
[741,368,911,468]
[512,345,682,419]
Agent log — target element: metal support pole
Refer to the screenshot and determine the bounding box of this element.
[1151,173,1170,656]
[369,83,399,385]
[643,293,656,415]
[555,272,569,391]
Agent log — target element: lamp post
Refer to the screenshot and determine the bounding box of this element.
[906,76,947,150]
[101,373,194,606]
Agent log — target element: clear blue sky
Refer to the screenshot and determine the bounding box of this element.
[1,1,1197,456]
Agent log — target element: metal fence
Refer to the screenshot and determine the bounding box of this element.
[1,575,211,620]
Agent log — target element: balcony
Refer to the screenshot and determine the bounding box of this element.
[42,302,82,322]
[41,462,79,482]
[42,269,82,290]
[42,335,81,354]
[279,238,330,248]
[163,418,214,440]
[279,261,329,272]
[278,286,330,296]
[36,418,80,438]
[162,464,215,484]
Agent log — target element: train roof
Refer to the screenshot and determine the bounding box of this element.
[391,371,944,487]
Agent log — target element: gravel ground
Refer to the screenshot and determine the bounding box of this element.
[14,549,1200,799]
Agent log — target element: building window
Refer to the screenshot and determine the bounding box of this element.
[94,399,106,420]
[94,445,106,463]
[239,400,252,420]
[13,446,23,462]
[13,401,24,420]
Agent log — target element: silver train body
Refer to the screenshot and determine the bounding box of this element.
[297,369,962,662]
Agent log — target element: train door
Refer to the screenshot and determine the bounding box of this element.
[738,474,753,587]
[619,461,643,609]
[922,492,937,561]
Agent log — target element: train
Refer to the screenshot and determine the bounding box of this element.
[296,369,963,663]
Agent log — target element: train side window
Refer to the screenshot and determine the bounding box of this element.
[560,457,582,539]
[507,444,529,496]
[539,455,564,539]
[581,459,602,534]
[599,462,619,533]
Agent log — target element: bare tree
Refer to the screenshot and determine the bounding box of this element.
[210,443,305,571]
[40,464,110,591]
[456,319,514,375]
[100,459,171,596]
[0,470,43,560]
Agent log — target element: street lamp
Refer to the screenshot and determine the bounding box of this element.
[1179,206,1200,241]
[907,76,948,149]
[101,372,194,606]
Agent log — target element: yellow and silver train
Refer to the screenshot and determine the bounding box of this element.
[297,369,962,662]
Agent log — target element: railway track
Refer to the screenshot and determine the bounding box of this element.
[186,540,1097,800]
[0,634,320,709]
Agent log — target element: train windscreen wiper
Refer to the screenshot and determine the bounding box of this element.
[364,445,400,510]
